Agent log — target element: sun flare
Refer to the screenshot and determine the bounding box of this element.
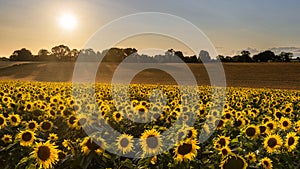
[59,13,77,30]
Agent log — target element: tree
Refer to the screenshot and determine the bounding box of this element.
[278,52,293,62]
[198,50,211,63]
[10,48,33,61]
[51,45,71,61]
[253,50,275,62]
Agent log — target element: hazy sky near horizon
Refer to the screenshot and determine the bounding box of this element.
[1,0,300,57]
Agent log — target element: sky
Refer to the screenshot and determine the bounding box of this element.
[1,0,300,57]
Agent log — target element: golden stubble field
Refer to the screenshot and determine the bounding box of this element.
[0,62,299,89]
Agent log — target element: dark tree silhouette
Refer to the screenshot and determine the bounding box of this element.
[51,45,71,61]
[253,50,275,62]
[10,48,33,61]
[198,50,211,63]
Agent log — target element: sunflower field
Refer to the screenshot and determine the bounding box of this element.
[0,80,299,169]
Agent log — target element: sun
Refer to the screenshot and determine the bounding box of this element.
[59,13,77,30]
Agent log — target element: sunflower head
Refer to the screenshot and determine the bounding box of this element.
[8,114,21,126]
[174,139,199,163]
[140,129,162,156]
[280,117,292,131]
[116,133,134,154]
[264,134,282,153]
[31,141,59,169]
[285,132,299,152]
[220,154,248,169]
[2,134,12,144]
[27,120,38,131]
[40,120,53,132]
[245,152,256,163]
[17,130,36,146]
[0,114,7,129]
[260,157,273,169]
[244,125,259,139]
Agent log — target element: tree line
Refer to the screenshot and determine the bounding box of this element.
[2,44,300,63]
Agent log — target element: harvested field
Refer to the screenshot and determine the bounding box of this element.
[0,61,299,89]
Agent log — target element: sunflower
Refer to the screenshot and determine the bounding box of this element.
[8,113,21,126]
[285,132,299,152]
[244,125,259,139]
[2,134,12,144]
[67,115,77,128]
[273,109,283,121]
[220,154,248,169]
[260,157,273,169]
[80,137,105,155]
[113,111,123,122]
[17,130,36,146]
[31,141,59,169]
[40,120,53,132]
[245,152,256,163]
[140,129,162,156]
[185,127,198,140]
[265,121,277,134]
[0,114,7,129]
[232,118,245,129]
[27,120,39,131]
[279,117,292,131]
[58,151,67,160]
[219,146,232,158]
[116,133,134,154]
[214,135,230,149]
[48,133,58,142]
[259,125,267,135]
[174,139,199,163]
[263,134,282,153]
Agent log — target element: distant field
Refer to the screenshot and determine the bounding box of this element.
[0,61,299,90]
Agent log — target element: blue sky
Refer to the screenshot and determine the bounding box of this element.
[1,0,300,57]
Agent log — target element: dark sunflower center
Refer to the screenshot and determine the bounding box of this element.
[283,121,289,127]
[200,109,205,115]
[37,146,51,161]
[41,122,51,131]
[259,126,266,133]
[186,130,193,138]
[116,113,121,119]
[225,113,231,119]
[275,112,282,119]
[248,156,253,160]
[218,138,226,147]
[69,116,76,124]
[267,138,277,148]
[0,117,4,125]
[11,116,17,123]
[27,104,31,110]
[22,132,32,142]
[222,156,245,169]
[246,127,256,137]
[267,123,274,130]
[50,110,56,116]
[285,108,291,113]
[222,149,229,156]
[177,143,192,155]
[120,138,129,147]
[216,120,224,127]
[4,137,10,141]
[86,139,100,151]
[263,161,269,166]
[28,122,36,129]
[146,135,159,149]
[288,137,295,146]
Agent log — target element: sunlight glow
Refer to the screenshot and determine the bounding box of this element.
[59,13,77,30]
